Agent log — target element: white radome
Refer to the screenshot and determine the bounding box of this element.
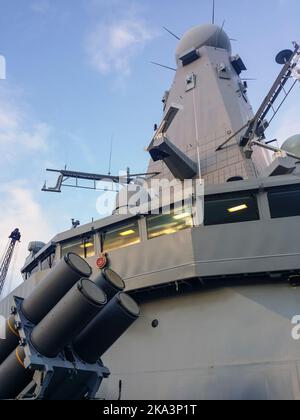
[281,134,300,157]
[176,24,232,62]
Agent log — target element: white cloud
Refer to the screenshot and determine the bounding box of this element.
[86,19,156,76]
[30,0,50,15]
[0,95,50,161]
[0,86,55,298]
[0,181,54,297]
[0,106,18,130]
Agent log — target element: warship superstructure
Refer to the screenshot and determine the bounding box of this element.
[1,22,300,400]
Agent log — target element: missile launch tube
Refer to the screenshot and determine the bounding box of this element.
[0,316,20,365]
[31,279,107,358]
[93,269,125,301]
[73,292,140,364]
[22,253,92,324]
[0,346,33,400]
[0,253,92,366]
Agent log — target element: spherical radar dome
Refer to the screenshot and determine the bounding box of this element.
[281,134,300,157]
[176,24,232,62]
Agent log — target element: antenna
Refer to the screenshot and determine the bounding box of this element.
[108,134,114,176]
[162,26,181,41]
[151,62,176,72]
[216,20,225,46]
[212,0,215,24]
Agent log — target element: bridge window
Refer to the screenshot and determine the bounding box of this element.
[41,253,55,271]
[28,264,39,277]
[204,193,259,225]
[61,236,95,259]
[147,205,193,240]
[268,185,300,219]
[103,221,140,252]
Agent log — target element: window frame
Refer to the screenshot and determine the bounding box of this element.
[203,192,260,226]
[60,235,96,259]
[146,203,194,240]
[267,184,300,219]
[101,219,141,253]
[40,252,55,271]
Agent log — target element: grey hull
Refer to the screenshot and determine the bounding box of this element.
[100,282,300,400]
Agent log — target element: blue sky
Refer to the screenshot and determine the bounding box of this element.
[0,0,299,292]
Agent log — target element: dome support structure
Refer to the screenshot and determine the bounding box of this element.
[251,140,300,162]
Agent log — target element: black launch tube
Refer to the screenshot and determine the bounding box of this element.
[22,253,92,324]
[0,253,92,366]
[0,346,33,400]
[0,316,20,365]
[93,269,125,301]
[73,292,140,364]
[30,279,107,358]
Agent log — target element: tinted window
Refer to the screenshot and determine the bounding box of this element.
[103,221,140,252]
[147,205,193,240]
[41,253,55,271]
[268,185,300,219]
[29,264,40,276]
[61,237,95,259]
[204,193,259,226]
